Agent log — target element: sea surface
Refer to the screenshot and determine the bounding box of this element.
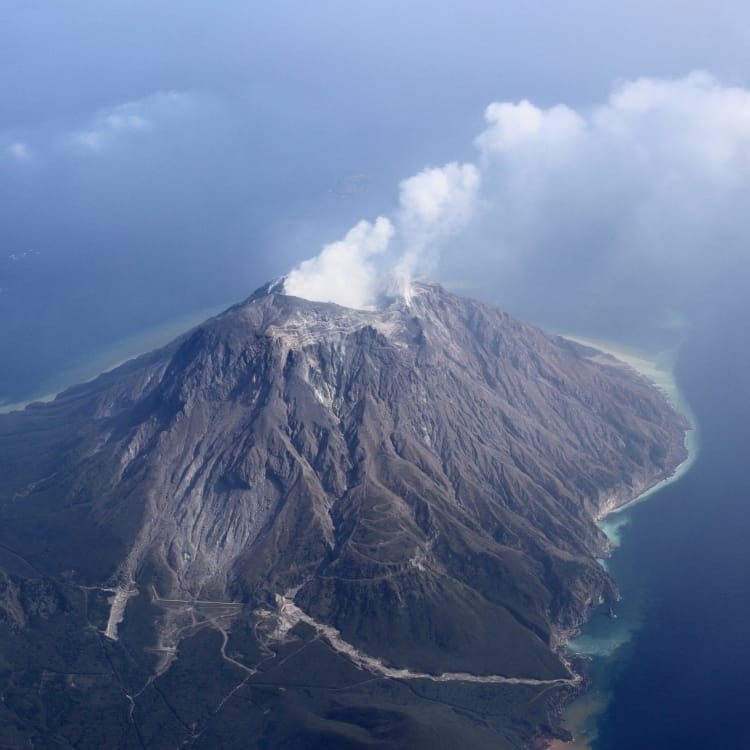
[0,303,228,413]
[558,305,750,749]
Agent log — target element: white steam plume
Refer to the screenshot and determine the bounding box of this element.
[394,162,480,301]
[284,217,394,310]
[284,71,750,313]
[284,162,479,308]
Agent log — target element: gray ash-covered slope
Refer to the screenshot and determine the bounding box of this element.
[0,281,688,749]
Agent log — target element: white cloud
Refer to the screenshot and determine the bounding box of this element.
[398,161,480,239]
[72,106,152,151]
[597,71,750,182]
[6,142,32,161]
[69,91,189,152]
[394,161,480,299]
[455,71,750,301]
[284,217,394,309]
[284,162,480,308]
[476,100,585,163]
[284,72,750,315]
[102,113,151,132]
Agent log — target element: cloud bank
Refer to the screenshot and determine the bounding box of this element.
[5,142,31,161]
[284,71,750,316]
[465,71,750,319]
[68,91,190,152]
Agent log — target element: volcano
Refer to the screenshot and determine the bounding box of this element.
[0,281,688,749]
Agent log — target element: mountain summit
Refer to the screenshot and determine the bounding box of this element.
[0,281,688,748]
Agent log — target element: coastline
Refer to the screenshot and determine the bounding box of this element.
[0,302,228,415]
[2,319,698,749]
[543,334,700,750]
[565,335,699,543]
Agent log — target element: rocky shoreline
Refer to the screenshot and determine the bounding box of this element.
[535,336,695,750]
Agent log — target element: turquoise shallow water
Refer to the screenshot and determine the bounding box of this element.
[558,315,750,750]
[0,302,228,413]
[556,336,699,748]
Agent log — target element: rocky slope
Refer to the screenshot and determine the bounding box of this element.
[0,281,688,748]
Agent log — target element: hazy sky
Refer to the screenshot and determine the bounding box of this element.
[2,1,750,397]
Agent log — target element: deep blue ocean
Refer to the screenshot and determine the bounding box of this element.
[566,298,750,750]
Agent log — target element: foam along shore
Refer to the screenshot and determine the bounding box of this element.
[0,303,229,415]
[546,334,700,750]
